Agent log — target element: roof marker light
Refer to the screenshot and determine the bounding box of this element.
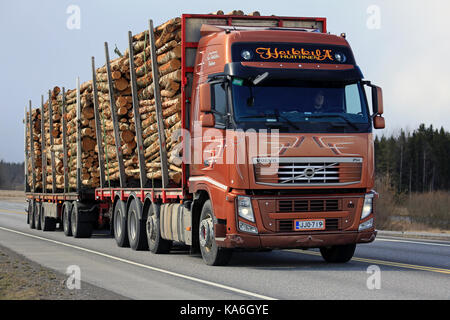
[335,53,347,63]
[241,50,252,60]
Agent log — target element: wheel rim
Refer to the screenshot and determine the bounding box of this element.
[35,205,39,226]
[115,209,122,237]
[41,207,45,227]
[199,214,214,252]
[129,210,137,241]
[64,206,69,231]
[71,208,77,234]
[146,214,156,242]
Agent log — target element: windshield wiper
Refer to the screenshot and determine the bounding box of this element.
[273,110,300,130]
[306,114,359,130]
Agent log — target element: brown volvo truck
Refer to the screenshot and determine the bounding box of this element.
[25,13,385,266]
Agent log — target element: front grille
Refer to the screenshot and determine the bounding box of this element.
[254,157,362,186]
[277,218,340,232]
[278,199,340,213]
[278,162,339,184]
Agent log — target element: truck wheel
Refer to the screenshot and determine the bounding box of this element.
[71,202,93,238]
[34,202,42,230]
[26,201,31,225]
[199,200,232,266]
[29,201,36,229]
[127,198,148,251]
[320,244,356,263]
[41,206,56,232]
[63,202,72,236]
[146,203,171,254]
[114,200,129,247]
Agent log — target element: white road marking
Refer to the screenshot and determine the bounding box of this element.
[376,237,450,247]
[0,226,277,300]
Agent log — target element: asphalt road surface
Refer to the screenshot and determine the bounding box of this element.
[0,200,449,300]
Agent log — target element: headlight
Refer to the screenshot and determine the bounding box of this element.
[361,193,374,220]
[237,196,255,222]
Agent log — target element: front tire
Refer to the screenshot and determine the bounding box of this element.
[320,244,356,263]
[199,200,232,266]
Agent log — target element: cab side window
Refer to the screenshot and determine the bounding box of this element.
[211,82,227,127]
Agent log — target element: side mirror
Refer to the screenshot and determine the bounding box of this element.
[199,83,211,113]
[371,85,384,115]
[200,113,215,128]
[373,116,385,129]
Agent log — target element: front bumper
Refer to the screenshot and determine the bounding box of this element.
[217,229,377,249]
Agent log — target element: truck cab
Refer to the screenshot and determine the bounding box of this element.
[188,22,384,265]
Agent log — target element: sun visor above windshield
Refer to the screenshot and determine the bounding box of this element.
[223,62,364,82]
[225,42,363,82]
[232,42,356,65]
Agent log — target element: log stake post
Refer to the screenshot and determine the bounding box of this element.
[48,90,57,194]
[104,42,126,188]
[41,95,47,193]
[76,77,82,192]
[128,31,147,188]
[62,88,69,193]
[24,105,29,192]
[28,102,36,192]
[149,19,169,188]
[91,57,106,188]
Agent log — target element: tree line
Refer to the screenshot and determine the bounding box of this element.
[1,124,448,193]
[0,160,24,190]
[374,124,450,193]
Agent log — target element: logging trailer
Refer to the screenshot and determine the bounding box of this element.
[24,13,385,266]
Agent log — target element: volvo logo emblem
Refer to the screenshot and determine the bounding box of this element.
[304,167,316,178]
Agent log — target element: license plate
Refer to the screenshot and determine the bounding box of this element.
[294,219,326,231]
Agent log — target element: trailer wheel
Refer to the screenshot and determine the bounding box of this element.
[63,202,72,236]
[29,201,36,229]
[127,198,148,251]
[146,203,171,254]
[41,206,56,232]
[320,244,356,263]
[34,202,42,230]
[26,201,31,225]
[199,200,232,266]
[114,200,129,247]
[71,202,93,238]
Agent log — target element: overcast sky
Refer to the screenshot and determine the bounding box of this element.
[1,0,449,162]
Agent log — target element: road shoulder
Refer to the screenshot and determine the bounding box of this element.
[377,230,450,242]
[0,244,127,300]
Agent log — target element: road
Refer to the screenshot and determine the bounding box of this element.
[0,200,449,300]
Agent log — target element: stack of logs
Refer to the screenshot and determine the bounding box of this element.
[64,82,100,189]
[26,12,260,191]
[26,108,43,190]
[26,16,185,191]
[129,17,183,184]
[93,16,184,186]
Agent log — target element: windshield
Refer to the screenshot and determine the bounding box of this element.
[231,80,371,133]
